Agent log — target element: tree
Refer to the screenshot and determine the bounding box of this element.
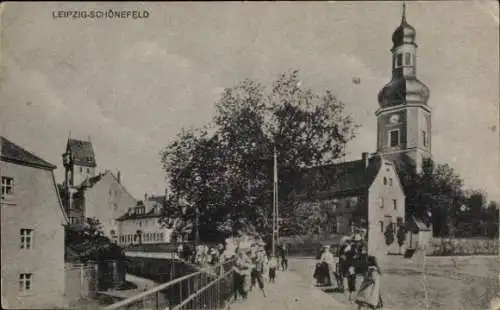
[486,201,499,238]
[160,70,359,242]
[65,217,123,263]
[396,222,406,254]
[384,224,395,246]
[395,155,467,237]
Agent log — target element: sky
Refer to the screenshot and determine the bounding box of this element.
[1,1,499,201]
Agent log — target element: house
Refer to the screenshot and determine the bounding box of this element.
[290,152,406,256]
[1,137,67,309]
[69,170,137,241]
[406,216,432,251]
[61,138,137,240]
[116,193,175,246]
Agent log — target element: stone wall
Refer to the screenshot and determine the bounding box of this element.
[64,262,98,307]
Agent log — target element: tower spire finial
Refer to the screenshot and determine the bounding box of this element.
[402,0,407,23]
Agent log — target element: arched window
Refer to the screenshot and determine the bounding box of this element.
[395,53,403,68]
[383,177,388,185]
[404,52,413,66]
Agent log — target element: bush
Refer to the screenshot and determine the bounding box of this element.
[428,237,499,256]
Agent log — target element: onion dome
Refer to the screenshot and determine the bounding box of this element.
[377,77,430,107]
[391,2,416,49]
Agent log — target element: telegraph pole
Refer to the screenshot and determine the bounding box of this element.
[272,145,279,257]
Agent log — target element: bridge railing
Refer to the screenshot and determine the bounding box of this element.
[102,258,236,310]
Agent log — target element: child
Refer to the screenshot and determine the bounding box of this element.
[346,265,357,302]
[268,255,277,283]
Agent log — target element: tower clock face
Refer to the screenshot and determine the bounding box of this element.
[389,114,400,124]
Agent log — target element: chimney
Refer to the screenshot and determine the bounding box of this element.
[362,152,369,168]
[117,170,121,183]
[144,193,148,201]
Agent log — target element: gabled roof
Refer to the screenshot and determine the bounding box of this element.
[291,156,381,199]
[66,139,96,167]
[1,136,56,170]
[78,173,105,189]
[76,170,136,203]
[407,216,431,232]
[116,203,163,221]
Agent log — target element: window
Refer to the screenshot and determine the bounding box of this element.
[393,199,397,210]
[404,52,412,66]
[79,167,83,173]
[113,203,118,211]
[380,221,384,233]
[19,273,32,293]
[380,197,384,208]
[422,131,427,147]
[20,229,33,249]
[395,53,403,68]
[160,232,164,241]
[389,178,393,186]
[389,130,400,147]
[383,177,387,185]
[86,168,90,174]
[1,176,14,199]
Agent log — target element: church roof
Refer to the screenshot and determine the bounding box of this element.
[378,76,430,107]
[66,139,96,167]
[1,136,56,170]
[291,155,382,199]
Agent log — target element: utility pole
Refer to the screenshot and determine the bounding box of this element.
[272,145,279,257]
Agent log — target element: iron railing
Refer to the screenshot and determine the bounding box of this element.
[102,258,236,310]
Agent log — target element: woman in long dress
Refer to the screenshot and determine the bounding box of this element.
[355,255,383,310]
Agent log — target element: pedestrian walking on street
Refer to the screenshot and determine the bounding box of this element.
[232,249,252,301]
[319,245,335,287]
[279,243,288,271]
[268,254,277,283]
[250,248,267,297]
[355,255,383,310]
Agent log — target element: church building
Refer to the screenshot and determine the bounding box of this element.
[290,4,431,255]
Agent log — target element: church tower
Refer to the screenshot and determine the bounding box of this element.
[62,137,97,189]
[376,2,431,172]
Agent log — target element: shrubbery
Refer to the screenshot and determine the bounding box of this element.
[427,237,499,256]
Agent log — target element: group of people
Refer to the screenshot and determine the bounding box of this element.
[315,236,383,310]
[177,243,224,267]
[231,242,289,302]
